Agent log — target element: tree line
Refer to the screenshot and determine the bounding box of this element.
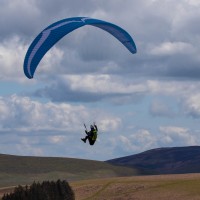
[2,179,75,200]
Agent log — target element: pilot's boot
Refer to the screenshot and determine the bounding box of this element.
[81,138,86,143]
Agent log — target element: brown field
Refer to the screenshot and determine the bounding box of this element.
[71,173,200,200]
[1,173,200,200]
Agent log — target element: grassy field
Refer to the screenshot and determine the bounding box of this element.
[0,154,138,187]
[70,173,200,200]
[1,154,200,199]
[1,173,200,199]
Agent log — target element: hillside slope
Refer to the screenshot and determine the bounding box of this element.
[71,173,200,200]
[107,146,200,175]
[2,173,200,200]
[0,154,138,187]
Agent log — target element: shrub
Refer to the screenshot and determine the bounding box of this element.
[2,179,75,200]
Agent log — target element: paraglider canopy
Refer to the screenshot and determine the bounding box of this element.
[24,17,137,79]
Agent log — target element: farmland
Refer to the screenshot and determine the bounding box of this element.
[1,173,200,199]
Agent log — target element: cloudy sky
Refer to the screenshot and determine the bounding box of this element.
[1,0,200,161]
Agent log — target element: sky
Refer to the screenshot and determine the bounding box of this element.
[1,0,200,161]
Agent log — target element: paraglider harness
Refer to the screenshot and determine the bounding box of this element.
[83,124,98,145]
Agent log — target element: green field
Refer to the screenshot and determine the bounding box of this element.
[1,174,200,200]
[0,154,138,187]
[1,154,200,199]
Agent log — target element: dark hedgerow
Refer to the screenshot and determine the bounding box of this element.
[2,179,75,200]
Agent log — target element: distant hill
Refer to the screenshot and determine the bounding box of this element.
[2,146,199,187]
[106,146,200,175]
[0,154,138,187]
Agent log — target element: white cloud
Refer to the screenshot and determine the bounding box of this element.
[147,80,200,97]
[150,42,194,56]
[1,0,200,83]
[1,0,200,160]
[0,0,40,38]
[150,99,175,117]
[110,129,158,155]
[65,75,146,94]
[48,135,66,144]
[0,95,120,132]
[146,80,200,119]
[16,137,44,156]
[36,47,64,76]
[32,75,148,104]
[186,0,200,6]
[159,126,197,146]
[130,129,158,151]
[0,94,123,158]
[0,35,65,82]
[183,93,200,117]
[0,36,26,81]
[99,118,121,132]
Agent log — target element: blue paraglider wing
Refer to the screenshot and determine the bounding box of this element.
[24,17,137,79]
